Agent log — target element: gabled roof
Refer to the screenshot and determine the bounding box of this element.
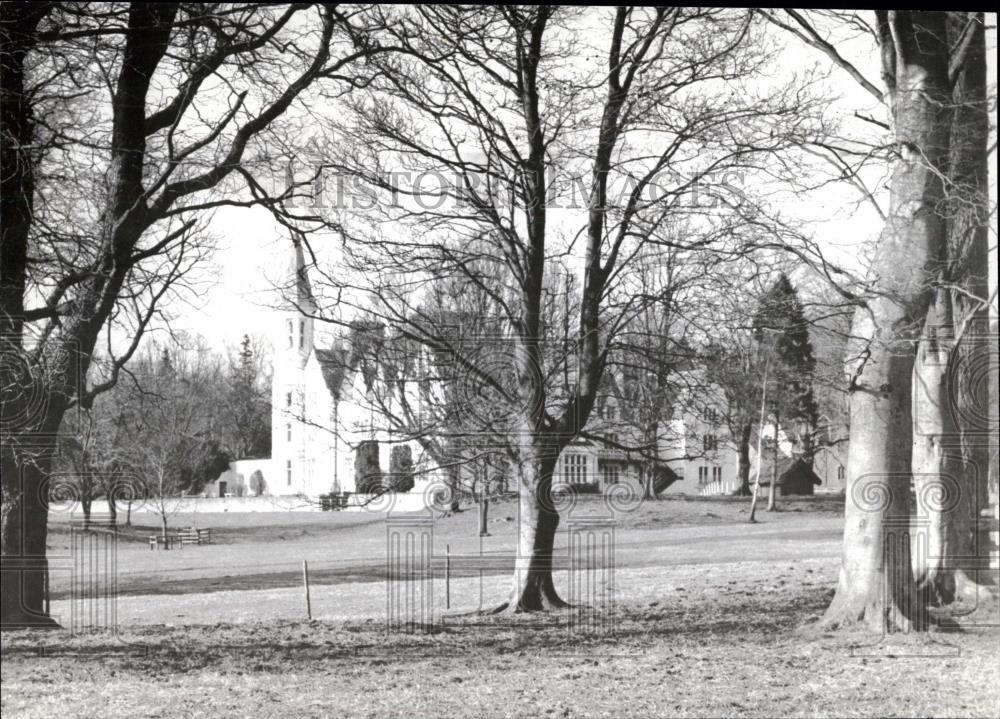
[313,321,388,401]
[653,464,680,493]
[315,347,350,400]
[750,457,821,487]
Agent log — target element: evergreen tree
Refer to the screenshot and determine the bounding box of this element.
[224,335,271,459]
[752,274,818,458]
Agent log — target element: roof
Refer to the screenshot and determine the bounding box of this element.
[750,457,822,487]
[279,240,318,314]
[315,347,350,400]
[653,464,680,493]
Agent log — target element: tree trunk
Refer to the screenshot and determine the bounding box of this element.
[0,1,58,631]
[479,498,490,537]
[643,420,659,499]
[912,13,994,603]
[494,453,567,612]
[81,496,92,529]
[821,10,952,632]
[2,2,177,629]
[910,290,980,605]
[735,423,752,496]
[161,514,168,545]
[106,494,117,527]
[1,445,58,628]
[126,500,133,527]
[767,411,779,511]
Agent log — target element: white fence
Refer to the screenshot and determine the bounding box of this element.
[698,480,740,497]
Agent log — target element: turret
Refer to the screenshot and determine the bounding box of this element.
[277,238,317,367]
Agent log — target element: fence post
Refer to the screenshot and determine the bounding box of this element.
[445,544,451,609]
[302,560,312,621]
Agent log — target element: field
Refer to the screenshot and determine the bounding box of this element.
[3,496,999,718]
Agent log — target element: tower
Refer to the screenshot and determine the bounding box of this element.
[278,239,316,365]
[272,239,318,494]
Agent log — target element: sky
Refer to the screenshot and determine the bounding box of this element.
[161,11,999,357]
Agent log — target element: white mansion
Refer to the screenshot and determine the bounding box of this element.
[208,243,847,500]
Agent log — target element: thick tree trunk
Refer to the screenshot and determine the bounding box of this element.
[822,310,923,631]
[943,12,995,596]
[912,13,995,603]
[822,11,952,632]
[0,0,58,631]
[494,453,568,613]
[910,291,985,605]
[1,445,58,628]
[1,2,177,629]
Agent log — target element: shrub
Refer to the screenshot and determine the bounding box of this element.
[354,440,383,493]
[388,445,415,493]
[249,470,267,496]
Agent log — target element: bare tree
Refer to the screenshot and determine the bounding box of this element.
[0,3,384,626]
[286,6,819,612]
[764,10,995,630]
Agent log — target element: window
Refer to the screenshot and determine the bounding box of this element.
[605,403,617,421]
[603,464,620,486]
[698,466,709,485]
[563,453,588,484]
[604,433,618,448]
[837,465,846,481]
[286,423,292,442]
[702,434,718,452]
[287,319,294,349]
[299,320,305,348]
[286,391,293,408]
[286,460,292,486]
[706,407,718,423]
[712,466,722,483]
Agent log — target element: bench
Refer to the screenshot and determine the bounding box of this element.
[178,527,212,545]
[149,528,210,549]
[320,493,350,511]
[149,534,180,550]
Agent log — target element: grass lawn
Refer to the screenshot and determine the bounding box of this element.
[42,495,846,599]
[4,495,997,718]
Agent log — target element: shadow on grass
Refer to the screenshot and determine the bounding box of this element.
[1,587,836,671]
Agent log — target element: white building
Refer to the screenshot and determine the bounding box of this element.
[209,242,440,498]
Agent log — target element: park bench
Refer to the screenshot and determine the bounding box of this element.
[149,534,179,550]
[149,527,210,550]
[320,493,350,511]
[178,527,212,545]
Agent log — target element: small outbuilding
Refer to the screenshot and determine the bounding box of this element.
[750,457,823,496]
